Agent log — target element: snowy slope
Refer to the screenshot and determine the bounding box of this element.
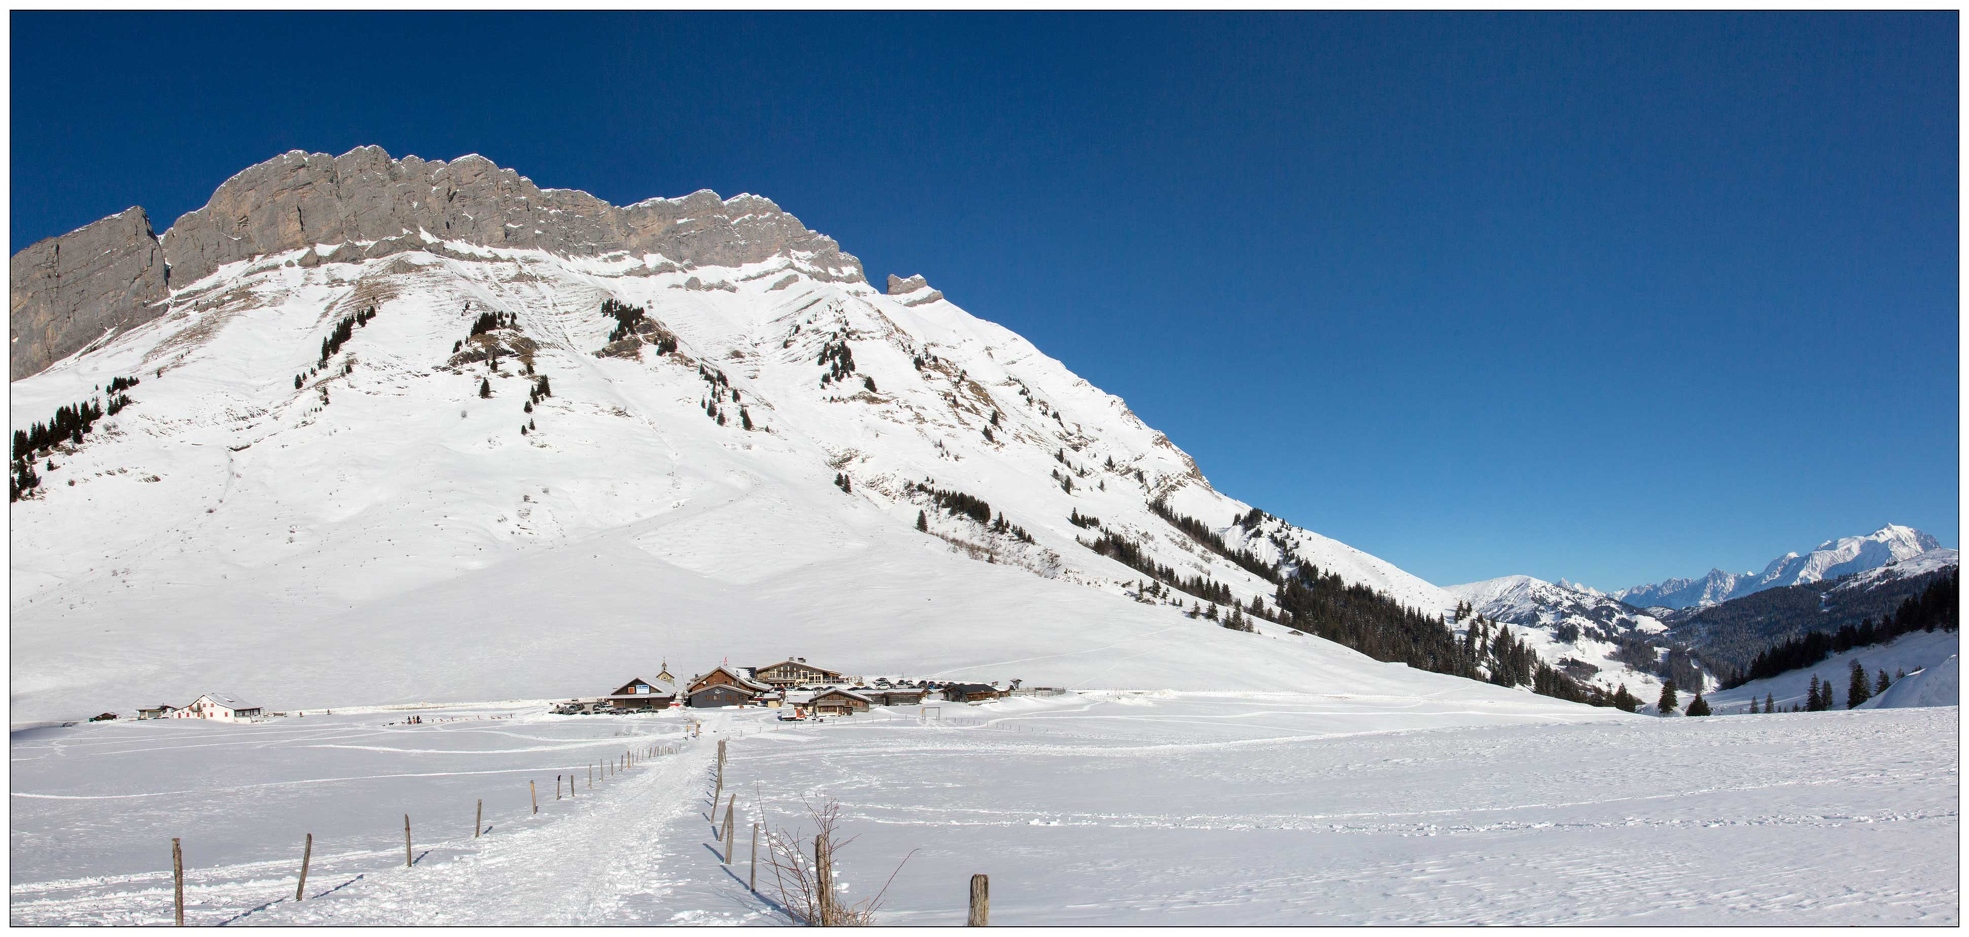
[1446,575,1672,700]
[1864,654,1958,709]
[1704,629,1960,713]
[10,156,1471,724]
[1615,525,1951,610]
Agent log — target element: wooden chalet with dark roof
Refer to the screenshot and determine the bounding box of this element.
[938,683,1004,703]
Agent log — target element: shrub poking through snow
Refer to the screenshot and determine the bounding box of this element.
[761,797,913,926]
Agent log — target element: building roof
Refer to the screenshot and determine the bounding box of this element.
[813,688,872,703]
[195,692,260,710]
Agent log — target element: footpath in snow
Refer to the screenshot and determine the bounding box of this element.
[10,693,1958,925]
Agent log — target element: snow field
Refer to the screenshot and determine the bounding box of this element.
[11,693,1956,925]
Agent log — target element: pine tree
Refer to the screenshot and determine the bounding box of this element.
[1611,685,1640,713]
[1685,692,1711,717]
[916,510,928,532]
[1846,659,1871,709]
[524,400,533,413]
[1658,680,1679,715]
[1765,692,1775,714]
[1806,675,1822,711]
[1747,696,1758,714]
[479,378,491,398]
[1876,669,1891,694]
[740,408,753,431]
[294,374,303,389]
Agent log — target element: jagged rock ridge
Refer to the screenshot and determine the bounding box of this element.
[10,146,866,381]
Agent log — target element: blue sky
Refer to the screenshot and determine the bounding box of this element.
[12,12,1958,589]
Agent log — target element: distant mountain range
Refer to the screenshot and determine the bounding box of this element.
[1448,524,1958,701]
[1613,525,1953,611]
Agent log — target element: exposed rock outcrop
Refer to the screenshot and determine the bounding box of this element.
[9,207,170,381]
[886,273,944,306]
[10,146,868,381]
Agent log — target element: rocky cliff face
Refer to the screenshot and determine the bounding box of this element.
[10,146,867,381]
[9,207,170,381]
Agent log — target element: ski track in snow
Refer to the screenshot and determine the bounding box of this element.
[11,696,1956,925]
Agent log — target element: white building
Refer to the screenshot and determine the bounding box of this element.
[174,693,264,722]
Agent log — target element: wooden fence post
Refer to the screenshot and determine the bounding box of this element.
[723,798,736,863]
[816,834,832,926]
[476,799,483,838]
[588,763,593,788]
[404,814,413,869]
[295,833,312,902]
[968,874,989,926]
[172,837,184,926]
[750,821,760,892]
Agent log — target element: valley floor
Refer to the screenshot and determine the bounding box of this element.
[9,694,1957,925]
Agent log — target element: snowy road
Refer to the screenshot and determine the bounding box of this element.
[11,695,1957,925]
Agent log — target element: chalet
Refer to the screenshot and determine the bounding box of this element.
[136,704,179,720]
[604,676,678,711]
[752,658,844,688]
[688,664,771,701]
[858,687,926,707]
[938,683,1003,703]
[175,693,264,722]
[810,688,872,716]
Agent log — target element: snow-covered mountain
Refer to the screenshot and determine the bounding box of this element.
[1614,525,1953,610]
[9,146,1499,724]
[1445,575,1673,699]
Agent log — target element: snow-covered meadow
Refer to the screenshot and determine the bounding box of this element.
[11,692,1956,925]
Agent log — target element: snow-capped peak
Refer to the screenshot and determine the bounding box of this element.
[1615,525,1951,611]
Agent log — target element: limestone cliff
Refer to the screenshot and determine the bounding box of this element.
[10,146,867,380]
[9,207,169,381]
